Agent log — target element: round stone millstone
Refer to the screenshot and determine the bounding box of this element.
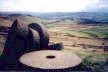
[29,28,40,50]
[19,50,82,69]
[28,23,49,48]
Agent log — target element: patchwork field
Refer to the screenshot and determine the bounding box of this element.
[47,24,108,71]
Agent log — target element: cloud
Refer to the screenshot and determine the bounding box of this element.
[89,0,108,8]
[99,3,108,8]
[83,0,108,12]
[0,0,87,12]
[98,0,108,8]
[0,0,108,12]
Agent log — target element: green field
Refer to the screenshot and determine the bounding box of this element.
[61,30,92,38]
[81,26,108,39]
[44,19,73,28]
[61,26,108,39]
[64,48,108,72]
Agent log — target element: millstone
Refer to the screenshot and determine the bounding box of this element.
[1,19,29,66]
[28,23,49,48]
[20,50,82,69]
[0,20,41,67]
[29,28,40,50]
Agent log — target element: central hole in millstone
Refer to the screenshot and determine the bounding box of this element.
[46,55,55,59]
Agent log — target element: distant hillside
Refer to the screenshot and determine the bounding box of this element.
[74,18,98,24]
[34,12,108,24]
[74,18,108,24]
[0,13,46,27]
[0,17,12,27]
[0,12,108,28]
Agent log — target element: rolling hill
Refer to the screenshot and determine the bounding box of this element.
[1,12,108,28]
[0,13,46,27]
[34,12,108,24]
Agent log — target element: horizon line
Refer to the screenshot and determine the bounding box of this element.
[0,11,108,13]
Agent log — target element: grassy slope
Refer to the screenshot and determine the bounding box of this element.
[21,16,46,24]
[64,48,108,71]
[81,26,108,39]
[61,30,92,38]
[0,15,48,27]
[61,26,108,39]
[45,19,72,28]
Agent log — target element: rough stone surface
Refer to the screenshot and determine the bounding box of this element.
[28,23,49,49]
[20,50,82,69]
[1,20,29,67]
[29,28,40,50]
[0,20,41,69]
[48,42,64,50]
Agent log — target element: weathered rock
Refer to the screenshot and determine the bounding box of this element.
[29,28,40,50]
[48,42,64,50]
[20,50,82,69]
[28,23,49,49]
[0,20,40,69]
[0,20,65,70]
[1,19,29,66]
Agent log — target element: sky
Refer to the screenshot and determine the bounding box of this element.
[0,0,108,12]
